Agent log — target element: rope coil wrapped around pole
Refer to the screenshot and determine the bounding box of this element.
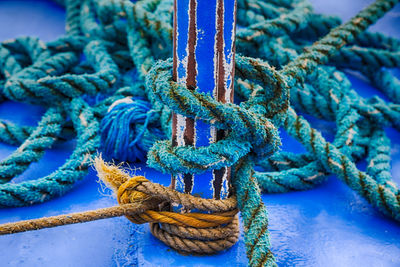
[0,157,240,254]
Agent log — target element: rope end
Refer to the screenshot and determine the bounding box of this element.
[94,155,131,191]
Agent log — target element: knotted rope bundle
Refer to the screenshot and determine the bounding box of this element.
[0,157,240,255]
[95,158,240,254]
[0,0,399,266]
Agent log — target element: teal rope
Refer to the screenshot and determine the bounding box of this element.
[0,98,99,207]
[0,107,63,184]
[0,0,399,266]
[0,120,32,146]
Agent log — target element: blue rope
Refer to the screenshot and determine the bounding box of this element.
[100,97,164,162]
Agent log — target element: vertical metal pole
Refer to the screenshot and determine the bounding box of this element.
[172,0,237,202]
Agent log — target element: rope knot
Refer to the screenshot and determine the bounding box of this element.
[145,58,284,177]
[95,156,240,254]
[116,175,162,224]
[117,175,150,205]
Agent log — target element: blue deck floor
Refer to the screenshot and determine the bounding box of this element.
[0,0,400,266]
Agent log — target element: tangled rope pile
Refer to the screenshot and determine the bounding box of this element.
[0,0,400,266]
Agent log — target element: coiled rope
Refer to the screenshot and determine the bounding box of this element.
[0,0,399,266]
[0,157,240,254]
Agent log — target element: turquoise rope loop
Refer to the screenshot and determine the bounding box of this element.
[0,0,400,265]
[0,120,32,146]
[0,98,99,207]
[0,107,63,184]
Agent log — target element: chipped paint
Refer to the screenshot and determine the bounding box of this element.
[172,0,236,201]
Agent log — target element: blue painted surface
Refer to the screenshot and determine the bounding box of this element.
[174,0,235,199]
[0,1,399,266]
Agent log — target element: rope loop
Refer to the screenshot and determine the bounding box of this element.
[95,157,239,254]
[145,58,285,176]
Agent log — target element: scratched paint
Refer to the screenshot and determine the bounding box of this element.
[172,0,237,202]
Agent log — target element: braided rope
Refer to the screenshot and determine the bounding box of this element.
[0,98,99,207]
[0,0,399,266]
[0,107,63,184]
[0,157,240,256]
[143,0,400,265]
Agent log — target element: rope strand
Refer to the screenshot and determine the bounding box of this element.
[0,0,399,265]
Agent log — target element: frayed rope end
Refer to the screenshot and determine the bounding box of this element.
[94,155,131,192]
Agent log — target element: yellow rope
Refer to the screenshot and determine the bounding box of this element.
[96,157,240,253]
[95,157,238,228]
[0,157,239,254]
